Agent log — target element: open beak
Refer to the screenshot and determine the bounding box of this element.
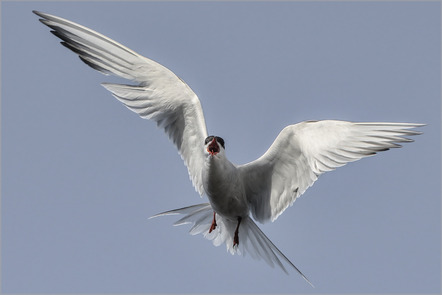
[207,138,220,155]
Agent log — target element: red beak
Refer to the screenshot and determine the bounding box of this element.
[207,138,220,155]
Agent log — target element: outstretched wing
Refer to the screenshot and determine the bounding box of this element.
[34,11,208,195]
[239,120,424,223]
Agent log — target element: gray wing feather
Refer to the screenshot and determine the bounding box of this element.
[239,120,424,223]
[34,11,208,195]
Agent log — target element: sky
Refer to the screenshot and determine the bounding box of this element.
[1,1,441,294]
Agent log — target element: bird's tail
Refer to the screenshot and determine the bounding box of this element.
[149,203,314,287]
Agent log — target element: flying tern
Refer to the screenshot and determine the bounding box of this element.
[34,10,423,287]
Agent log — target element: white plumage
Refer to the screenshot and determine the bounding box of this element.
[34,10,423,287]
[240,121,422,223]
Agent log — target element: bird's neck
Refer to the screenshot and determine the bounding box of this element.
[203,154,236,191]
[205,153,230,174]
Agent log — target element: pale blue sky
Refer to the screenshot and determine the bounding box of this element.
[2,1,440,293]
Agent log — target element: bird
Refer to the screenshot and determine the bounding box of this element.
[34,10,423,287]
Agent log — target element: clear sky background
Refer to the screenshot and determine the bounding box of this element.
[2,1,440,294]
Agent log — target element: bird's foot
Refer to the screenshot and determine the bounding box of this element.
[233,216,242,247]
[209,211,217,233]
[233,233,239,247]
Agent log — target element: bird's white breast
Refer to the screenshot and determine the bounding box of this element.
[202,155,249,220]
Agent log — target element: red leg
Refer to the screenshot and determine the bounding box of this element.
[209,211,217,233]
[233,217,242,247]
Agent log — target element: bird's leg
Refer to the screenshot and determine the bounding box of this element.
[233,216,242,247]
[209,211,217,233]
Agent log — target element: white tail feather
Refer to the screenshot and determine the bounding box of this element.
[150,203,314,287]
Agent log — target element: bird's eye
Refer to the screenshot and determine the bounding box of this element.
[205,136,214,145]
[216,137,225,149]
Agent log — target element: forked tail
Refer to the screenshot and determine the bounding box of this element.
[149,203,314,287]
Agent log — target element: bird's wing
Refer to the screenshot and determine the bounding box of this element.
[238,120,423,223]
[34,11,208,195]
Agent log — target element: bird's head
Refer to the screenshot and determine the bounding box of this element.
[204,135,225,157]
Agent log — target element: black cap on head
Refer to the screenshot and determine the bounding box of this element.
[205,135,225,149]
